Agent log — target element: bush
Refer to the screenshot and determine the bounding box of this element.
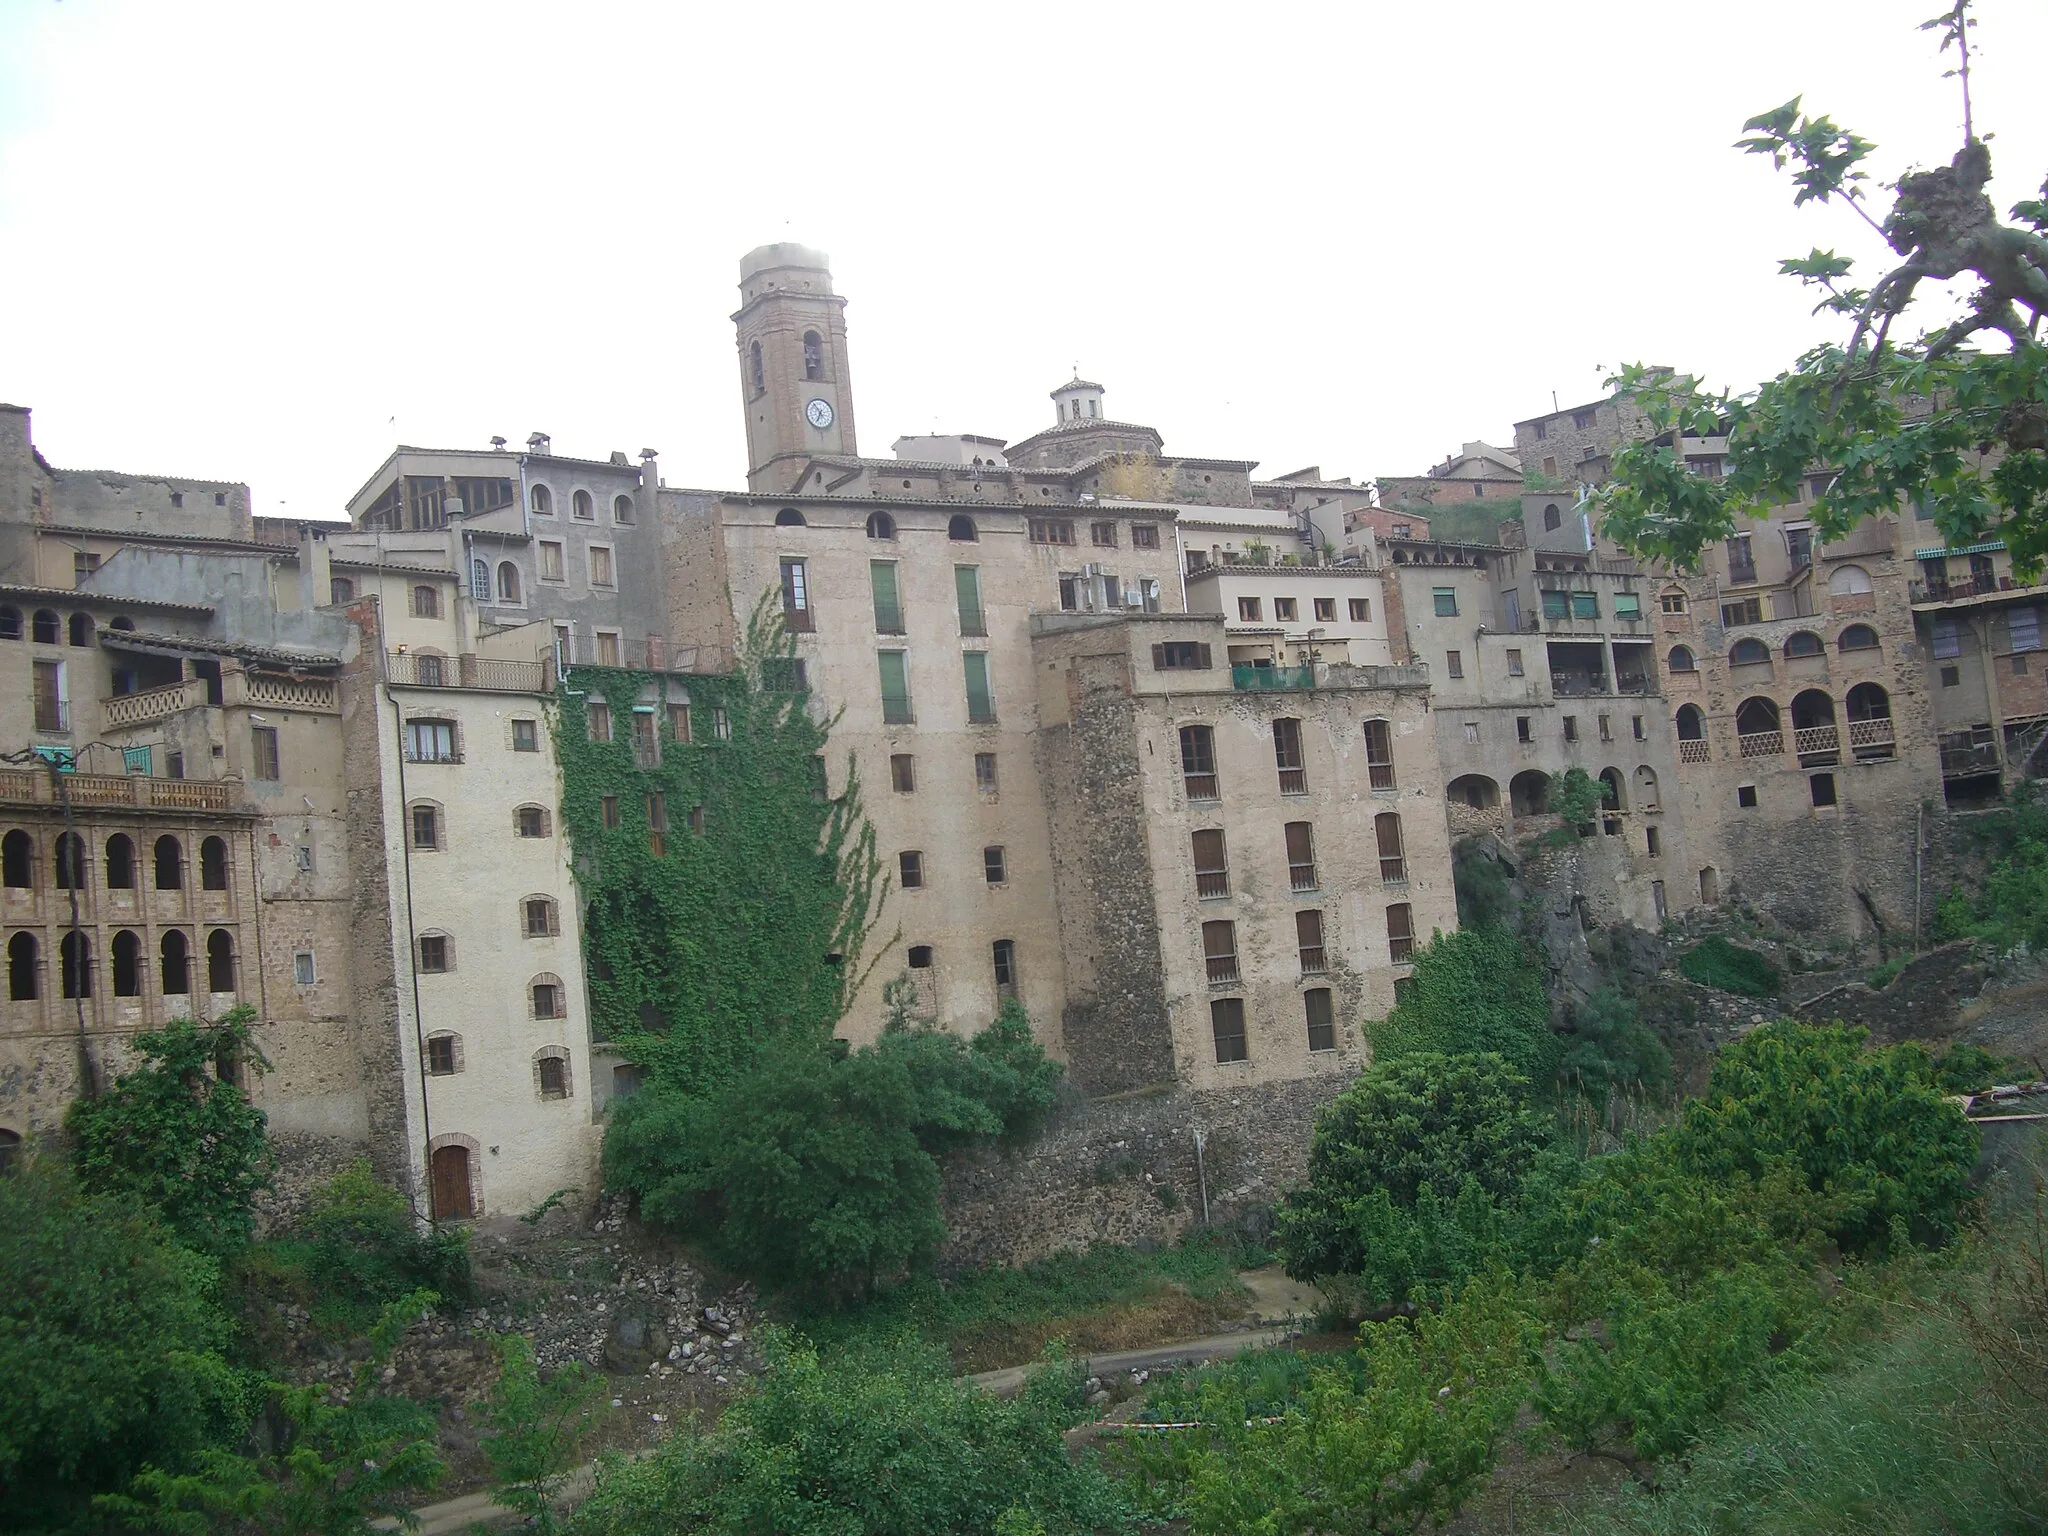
[66,1007,271,1257]
[565,1334,1131,1535]
[1559,987,1672,1100]
[0,1161,249,1534]
[1452,839,1514,929]
[293,1161,472,1323]
[1677,936,1782,997]
[1369,927,1558,1079]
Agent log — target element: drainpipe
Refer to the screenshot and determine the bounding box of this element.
[1193,1128,1211,1226]
[389,687,436,1223]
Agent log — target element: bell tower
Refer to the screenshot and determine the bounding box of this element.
[733,244,859,493]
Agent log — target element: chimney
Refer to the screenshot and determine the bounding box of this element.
[526,431,552,456]
[297,523,331,611]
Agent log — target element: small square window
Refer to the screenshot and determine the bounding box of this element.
[899,851,924,889]
[524,899,556,936]
[418,935,449,972]
[516,806,548,838]
[1132,524,1160,550]
[908,944,933,969]
[1810,772,1837,807]
[1463,721,1479,742]
[890,753,916,792]
[1940,665,1961,687]
[1433,587,1458,617]
[532,983,563,1020]
[512,719,539,752]
[1349,598,1369,622]
[975,752,998,792]
[293,950,316,986]
[1738,784,1759,808]
[1238,596,1262,622]
[984,845,1007,884]
[427,1035,457,1075]
[2014,655,2030,676]
[1314,598,1336,622]
[1274,597,1298,622]
[1506,648,1524,676]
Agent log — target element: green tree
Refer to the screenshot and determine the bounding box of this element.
[1368,926,1558,1079]
[478,1334,603,1533]
[66,1005,271,1257]
[1559,987,1672,1100]
[287,1161,472,1327]
[1548,766,1610,832]
[1596,3,2048,571]
[0,1162,248,1535]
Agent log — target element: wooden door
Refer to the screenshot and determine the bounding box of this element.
[431,1145,472,1220]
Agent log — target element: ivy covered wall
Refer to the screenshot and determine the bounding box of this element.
[551,601,885,1097]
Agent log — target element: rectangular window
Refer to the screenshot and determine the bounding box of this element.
[1572,408,1595,429]
[1810,772,1837,807]
[427,1035,456,1075]
[1375,812,1406,884]
[1445,650,1463,678]
[780,558,813,633]
[588,546,615,588]
[879,651,912,724]
[1210,997,1248,1063]
[2010,607,2042,653]
[600,795,619,829]
[293,950,316,986]
[1506,648,1525,676]
[945,564,986,637]
[1139,576,1161,613]
[1192,828,1229,899]
[1349,598,1370,622]
[1180,725,1218,799]
[1726,536,1756,584]
[1238,596,1263,622]
[1787,527,1813,568]
[983,845,1007,884]
[647,792,668,856]
[1304,987,1335,1051]
[587,701,612,743]
[761,657,807,692]
[538,1057,568,1099]
[870,560,904,633]
[405,720,456,763]
[1386,902,1415,962]
[1632,715,1646,741]
[1202,921,1239,984]
[418,934,448,972]
[1534,420,1549,440]
[1542,589,1570,620]
[1660,590,1687,614]
[412,585,439,618]
[596,630,622,667]
[1738,784,1759,808]
[993,939,1017,995]
[1314,597,1336,622]
[538,541,565,581]
[1932,620,1961,659]
[1029,518,1076,545]
[1433,587,1458,617]
[890,753,916,792]
[1363,718,1396,791]
[1091,520,1118,548]
[1297,909,1327,975]
[1563,715,1578,742]
[687,804,706,835]
[533,983,563,1020]
[899,850,924,889]
[524,898,556,937]
[963,651,996,723]
[975,752,998,792]
[669,703,691,743]
[1273,717,1307,794]
[512,718,539,752]
[1132,524,1160,550]
[1152,641,1213,670]
[517,806,548,837]
[411,804,438,849]
[1570,590,1599,619]
[712,707,730,740]
[1598,714,1613,742]
[1646,825,1662,857]
[252,725,281,781]
[1059,574,1079,611]
[1285,820,1317,891]
[1614,592,1642,620]
[1517,716,1532,742]
[1274,597,1298,622]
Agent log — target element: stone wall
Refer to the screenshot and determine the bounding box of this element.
[939,1072,1346,1270]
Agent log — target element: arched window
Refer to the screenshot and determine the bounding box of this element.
[1838,623,1880,651]
[1634,764,1661,810]
[802,330,823,381]
[497,562,521,603]
[1543,503,1562,531]
[1828,564,1873,596]
[573,489,594,521]
[206,930,236,992]
[68,612,93,647]
[154,835,183,890]
[0,605,21,640]
[1509,769,1550,816]
[1598,767,1626,812]
[613,494,635,524]
[530,972,566,1020]
[774,507,807,527]
[534,1045,572,1101]
[425,1032,463,1076]
[160,930,190,994]
[1847,681,1895,758]
[1675,703,1706,740]
[1784,631,1825,658]
[514,804,551,838]
[948,514,978,542]
[61,931,91,999]
[200,837,228,891]
[1791,688,1836,728]
[1735,697,1782,749]
[1729,637,1771,666]
[111,930,141,997]
[109,616,135,632]
[530,483,553,515]
[7,932,37,1001]
[1667,645,1697,673]
[2,830,30,888]
[866,511,896,540]
[1847,681,1892,721]
[1363,718,1397,790]
[471,559,490,602]
[32,610,60,644]
[521,895,559,938]
[54,832,86,890]
[105,834,134,890]
[749,340,765,396]
[329,575,355,604]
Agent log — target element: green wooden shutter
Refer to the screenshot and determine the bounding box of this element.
[870,560,903,633]
[955,565,985,636]
[878,651,912,723]
[963,651,995,723]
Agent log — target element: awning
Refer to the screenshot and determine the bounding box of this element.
[1914,540,2007,559]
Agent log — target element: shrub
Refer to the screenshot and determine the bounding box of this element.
[1677,936,1782,997]
[297,1161,472,1319]
[479,1334,603,1532]
[1559,987,1672,1100]
[66,1006,271,1257]
[1369,927,1558,1079]
[1452,839,1514,929]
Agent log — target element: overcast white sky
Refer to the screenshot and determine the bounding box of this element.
[2,1,2043,520]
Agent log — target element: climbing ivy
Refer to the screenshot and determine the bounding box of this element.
[551,594,888,1097]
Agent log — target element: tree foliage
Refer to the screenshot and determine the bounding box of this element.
[478,1334,604,1533]
[66,1005,271,1258]
[1368,926,1558,1080]
[1597,3,2048,571]
[1559,987,1672,1100]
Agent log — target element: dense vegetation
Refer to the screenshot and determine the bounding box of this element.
[1936,785,2048,955]
[1677,935,1783,998]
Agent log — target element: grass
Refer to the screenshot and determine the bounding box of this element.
[786,1233,1266,1373]
[1678,936,1783,998]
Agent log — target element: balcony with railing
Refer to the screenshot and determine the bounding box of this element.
[1738,728,1784,758]
[1848,718,1897,759]
[0,767,237,812]
[386,651,549,693]
[1941,739,2002,777]
[1679,737,1710,763]
[1913,575,2034,605]
[103,679,205,729]
[1232,664,1317,692]
[1794,724,1841,766]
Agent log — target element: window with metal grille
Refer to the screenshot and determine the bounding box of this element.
[1296,909,1327,974]
[1304,988,1335,1051]
[1363,719,1396,790]
[1180,725,1218,799]
[1210,997,1248,1063]
[1192,829,1229,899]
[1375,813,1406,884]
[1285,821,1317,891]
[871,560,904,634]
[1273,718,1307,794]
[405,720,456,763]
[537,1054,568,1100]
[1202,920,1239,984]
[1386,902,1415,962]
[879,651,912,724]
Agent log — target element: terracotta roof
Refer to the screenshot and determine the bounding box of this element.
[0,583,213,613]
[100,630,341,668]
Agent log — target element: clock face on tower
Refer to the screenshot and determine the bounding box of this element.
[805,397,836,430]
